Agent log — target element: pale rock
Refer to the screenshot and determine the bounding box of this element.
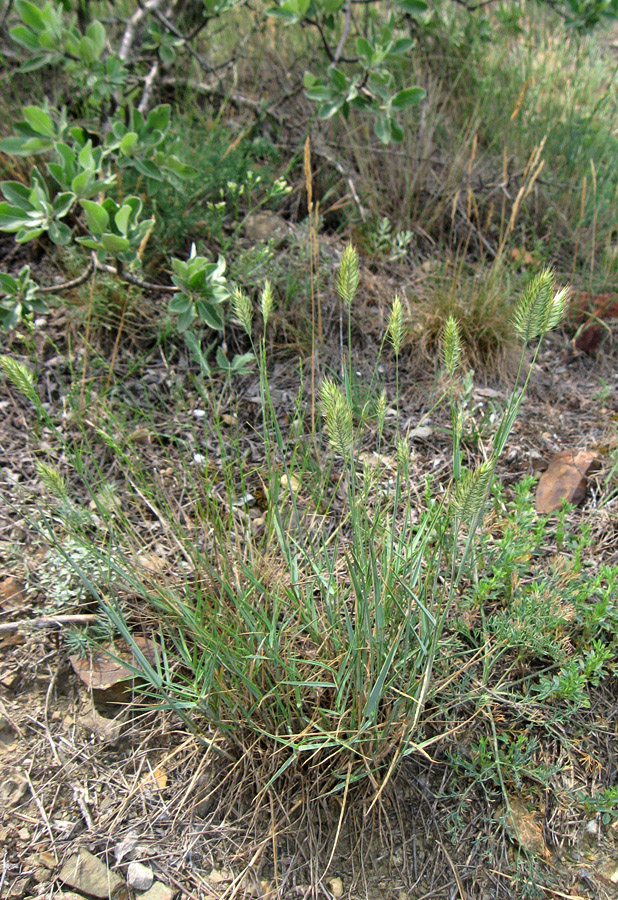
[140,883,176,900]
[59,850,126,899]
[127,862,154,892]
[328,876,343,898]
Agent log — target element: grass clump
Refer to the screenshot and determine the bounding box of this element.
[2,257,570,806]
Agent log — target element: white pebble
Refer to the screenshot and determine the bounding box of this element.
[127,862,154,891]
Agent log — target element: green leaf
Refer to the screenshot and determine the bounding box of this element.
[374,114,391,144]
[1,181,33,210]
[391,87,425,108]
[22,106,55,137]
[114,204,131,235]
[9,25,40,50]
[0,273,18,292]
[100,233,130,252]
[390,118,404,142]
[169,292,193,314]
[159,43,175,65]
[330,67,347,90]
[267,7,299,22]
[0,135,51,156]
[390,38,414,55]
[81,199,109,234]
[394,0,428,13]
[132,158,162,181]
[52,191,75,217]
[85,20,106,59]
[216,345,229,371]
[16,226,44,242]
[20,52,55,71]
[356,37,373,60]
[145,105,171,133]
[119,132,138,155]
[196,299,225,330]
[71,170,91,196]
[188,268,206,291]
[183,330,212,377]
[229,351,255,375]
[77,36,96,64]
[175,306,196,332]
[321,98,346,119]
[15,0,44,28]
[0,203,29,231]
[48,219,72,244]
[76,237,101,250]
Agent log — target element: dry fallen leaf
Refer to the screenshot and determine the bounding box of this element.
[69,635,156,703]
[505,796,550,859]
[536,449,599,513]
[139,765,168,791]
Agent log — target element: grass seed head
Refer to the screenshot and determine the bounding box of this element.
[336,243,360,308]
[450,459,495,522]
[321,377,353,457]
[260,279,274,328]
[388,294,405,357]
[442,314,462,378]
[513,269,567,343]
[35,461,67,499]
[231,285,253,336]
[0,356,37,404]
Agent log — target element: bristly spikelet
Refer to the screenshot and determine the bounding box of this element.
[450,459,494,521]
[260,279,274,328]
[376,389,387,434]
[321,377,353,456]
[441,315,462,378]
[388,295,405,356]
[35,461,67,499]
[336,243,359,308]
[231,285,253,336]
[396,435,412,480]
[0,356,37,403]
[513,269,567,343]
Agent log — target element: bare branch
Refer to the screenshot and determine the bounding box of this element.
[118,0,164,61]
[334,0,352,64]
[37,260,95,294]
[94,259,176,292]
[0,614,100,634]
[138,59,160,113]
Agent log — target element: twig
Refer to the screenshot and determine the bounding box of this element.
[138,59,160,113]
[24,767,58,851]
[37,259,95,294]
[118,0,164,61]
[94,259,176,292]
[35,257,175,295]
[334,0,352,63]
[0,614,100,633]
[0,0,15,35]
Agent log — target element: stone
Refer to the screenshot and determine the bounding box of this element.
[127,862,154,892]
[140,883,176,900]
[79,708,123,745]
[243,212,291,246]
[0,576,26,611]
[207,868,233,885]
[59,850,126,899]
[536,449,599,514]
[328,877,343,898]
